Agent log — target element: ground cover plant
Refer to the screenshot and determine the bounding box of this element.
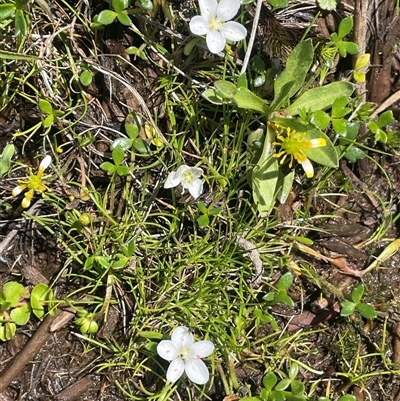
[1,0,400,400]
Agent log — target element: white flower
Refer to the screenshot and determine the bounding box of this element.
[164,165,204,199]
[157,326,214,385]
[189,0,247,54]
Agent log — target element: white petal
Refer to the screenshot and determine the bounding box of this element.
[184,358,210,385]
[198,0,217,21]
[206,30,226,54]
[301,158,314,178]
[190,15,210,36]
[171,326,194,348]
[220,21,247,41]
[217,0,241,21]
[39,155,52,170]
[175,165,191,177]
[187,179,204,199]
[190,167,203,179]
[164,171,181,189]
[166,358,185,383]
[157,340,180,361]
[12,186,24,197]
[188,340,215,358]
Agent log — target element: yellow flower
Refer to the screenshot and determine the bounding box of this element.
[272,125,326,178]
[12,155,52,208]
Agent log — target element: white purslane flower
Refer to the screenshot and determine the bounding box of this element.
[157,326,215,385]
[164,165,204,199]
[189,0,247,54]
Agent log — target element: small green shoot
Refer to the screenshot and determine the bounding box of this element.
[263,272,294,307]
[340,284,377,319]
[367,110,394,144]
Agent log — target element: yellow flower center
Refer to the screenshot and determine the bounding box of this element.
[208,17,223,32]
[182,170,195,184]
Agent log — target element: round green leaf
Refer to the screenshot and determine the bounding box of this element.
[357,303,377,319]
[117,12,131,26]
[79,69,93,86]
[39,99,53,114]
[340,300,356,316]
[111,137,133,151]
[291,379,305,395]
[10,304,30,325]
[3,282,25,307]
[345,147,366,162]
[97,10,117,25]
[351,284,364,303]
[112,0,129,12]
[263,372,278,391]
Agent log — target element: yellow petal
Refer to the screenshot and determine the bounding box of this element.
[309,138,326,148]
[12,186,25,197]
[38,155,52,175]
[301,158,314,178]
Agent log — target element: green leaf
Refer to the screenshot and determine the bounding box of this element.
[31,283,55,319]
[277,272,293,291]
[43,114,54,128]
[79,69,93,86]
[112,0,129,12]
[139,330,164,339]
[291,380,305,395]
[311,110,330,130]
[378,110,394,128]
[317,0,337,10]
[289,363,299,379]
[340,41,359,56]
[340,300,356,316]
[351,284,364,303]
[286,81,355,115]
[137,0,153,10]
[97,9,117,25]
[275,379,291,391]
[100,161,116,175]
[332,118,348,136]
[39,99,53,114]
[197,201,208,214]
[125,112,142,139]
[233,87,269,113]
[132,138,150,153]
[0,4,15,20]
[0,143,15,179]
[331,96,350,118]
[355,53,370,71]
[303,127,339,168]
[268,0,288,7]
[117,12,131,26]
[214,80,238,99]
[275,291,294,307]
[0,322,16,341]
[111,137,133,151]
[15,9,27,37]
[357,303,377,319]
[263,372,278,391]
[116,166,130,176]
[274,39,314,102]
[270,81,295,112]
[112,145,125,165]
[3,282,25,307]
[197,214,209,227]
[345,147,366,162]
[375,129,387,143]
[202,88,224,105]
[10,304,30,325]
[338,16,353,39]
[345,121,359,140]
[277,170,294,204]
[337,395,357,401]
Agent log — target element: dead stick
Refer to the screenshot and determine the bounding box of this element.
[0,314,55,392]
